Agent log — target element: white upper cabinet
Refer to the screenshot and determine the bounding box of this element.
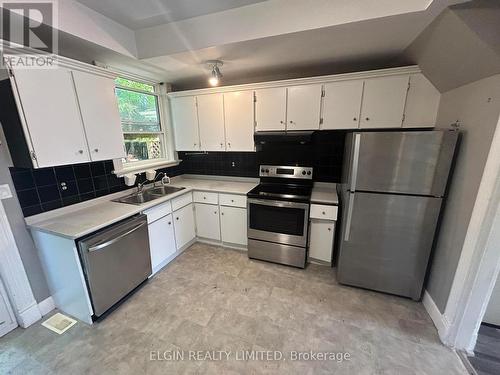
[255,87,287,131]
[197,93,226,151]
[223,91,255,151]
[322,80,363,130]
[359,75,410,129]
[171,96,200,151]
[286,84,322,130]
[12,68,91,167]
[403,73,440,128]
[72,71,125,161]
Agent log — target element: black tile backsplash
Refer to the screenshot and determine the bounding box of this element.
[11,131,346,217]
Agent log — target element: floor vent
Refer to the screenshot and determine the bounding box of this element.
[41,313,77,334]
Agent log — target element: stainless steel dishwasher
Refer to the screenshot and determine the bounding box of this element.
[78,214,151,318]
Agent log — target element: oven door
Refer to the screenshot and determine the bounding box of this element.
[247,198,309,247]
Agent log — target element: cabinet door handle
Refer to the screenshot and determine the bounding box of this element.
[220,142,224,148]
[214,211,217,214]
[228,142,231,148]
[280,121,284,124]
[168,222,171,225]
[328,227,331,231]
[221,212,224,216]
[353,117,357,121]
[365,117,370,121]
[78,150,83,154]
[176,217,179,221]
[94,148,99,153]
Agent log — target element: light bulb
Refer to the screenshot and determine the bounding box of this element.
[209,76,219,86]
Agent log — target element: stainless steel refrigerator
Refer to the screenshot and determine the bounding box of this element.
[337,130,458,300]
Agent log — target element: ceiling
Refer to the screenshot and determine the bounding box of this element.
[75,0,267,29]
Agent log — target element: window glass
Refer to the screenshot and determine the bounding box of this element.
[114,78,165,164]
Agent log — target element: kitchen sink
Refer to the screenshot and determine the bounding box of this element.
[147,185,185,196]
[112,186,185,205]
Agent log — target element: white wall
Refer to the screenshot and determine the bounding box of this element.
[484,275,500,326]
[426,74,500,312]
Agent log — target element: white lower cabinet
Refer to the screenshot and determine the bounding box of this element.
[220,206,247,246]
[194,203,221,240]
[173,203,196,250]
[148,213,176,274]
[308,220,335,264]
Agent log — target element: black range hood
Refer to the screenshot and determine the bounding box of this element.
[254,131,314,145]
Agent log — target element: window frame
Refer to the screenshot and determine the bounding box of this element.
[112,77,178,177]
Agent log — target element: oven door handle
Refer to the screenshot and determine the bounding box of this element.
[247,198,309,210]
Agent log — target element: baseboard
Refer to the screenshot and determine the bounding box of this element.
[17,302,42,328]
[422,290,450,342]
[38,296,55,316]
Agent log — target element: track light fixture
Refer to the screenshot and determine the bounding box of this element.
[206,60,223,86]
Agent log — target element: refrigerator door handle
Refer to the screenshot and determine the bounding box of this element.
[344,193,355,241]
[350,133,361,192]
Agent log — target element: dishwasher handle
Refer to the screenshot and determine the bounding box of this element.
[88,222,147,252]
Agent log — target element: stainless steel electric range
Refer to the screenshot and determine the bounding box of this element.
[247,165,313,268]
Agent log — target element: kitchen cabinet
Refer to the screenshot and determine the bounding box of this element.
[309,220,335,264]
[220,205,247,246]
[286,84,322,130]
[322,80,363,129]
[147,213,176,274]
[173,203,196,250]
[72,71,125,161]
[10,68,91,167]
[197,93,226,151]
[359,75,409,129]
[171,96,200,151]
[255,87,287,131]
[223,91,255,151]
[194,203,221,240]
[0,278,17,337]
[403,73,440,128]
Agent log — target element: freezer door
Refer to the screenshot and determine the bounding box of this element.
[351,131,457,196]
[337,192,442,300]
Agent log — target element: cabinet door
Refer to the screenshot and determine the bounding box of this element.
[72,71,125,161]
[220,206,247,246]
[403,73,440,128]
[224,91,255,151]
[0,278,17,337]
[255,88,286,131]
[360,75,409,129]
[173,204,196,250]
[171,96,200,151]
[148,214,176,274]
[12,68,90,167]
[286,84,322,130]
[309,220,335,263]
[194,203,221,240]
[197,93,226,151]
[322,80,363,129]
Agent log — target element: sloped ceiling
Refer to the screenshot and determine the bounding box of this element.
[403,0,500,92]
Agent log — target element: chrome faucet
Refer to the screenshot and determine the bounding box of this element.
[153,172,170,187]
[136,180,147,194]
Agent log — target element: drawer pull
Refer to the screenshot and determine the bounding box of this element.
[322,211,326,215]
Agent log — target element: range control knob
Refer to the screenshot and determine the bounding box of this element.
[307,171,312,175]
[302,170,306,175]
[261,169,265,173]
[265,169,270,173]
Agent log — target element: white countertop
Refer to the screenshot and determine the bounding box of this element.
[26,175,258,240]
[311,183,339,205]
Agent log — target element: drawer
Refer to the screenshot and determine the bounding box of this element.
[219,193,246,208]
[143,201,172,224]
[310,204,338,220]
[172,192,193,211]
[193,191,218,205]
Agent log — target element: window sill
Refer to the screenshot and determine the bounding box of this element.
[113,159,181,177]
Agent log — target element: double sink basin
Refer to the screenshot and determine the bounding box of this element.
[112,185,186,205]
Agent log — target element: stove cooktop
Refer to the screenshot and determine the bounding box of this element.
[247,183,312,203]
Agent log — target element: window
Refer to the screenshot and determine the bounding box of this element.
[114,77,166,165]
